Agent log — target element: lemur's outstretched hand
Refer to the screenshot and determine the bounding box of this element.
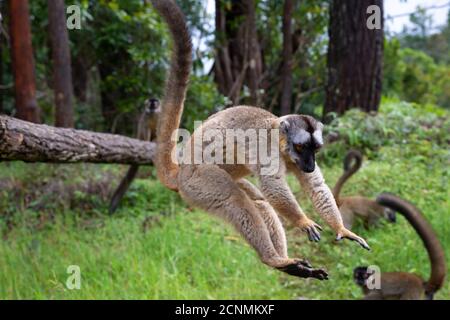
[336,228,370,251]
[297,217,322,242]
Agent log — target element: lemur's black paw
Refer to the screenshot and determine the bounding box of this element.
[277,260,329,280]
[311,268,329,280]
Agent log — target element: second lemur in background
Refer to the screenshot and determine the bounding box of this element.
[354,193,446,300]
[109,98,161,214]
[333,150,396,229]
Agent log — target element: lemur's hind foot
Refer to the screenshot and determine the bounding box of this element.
[277,259,329,280]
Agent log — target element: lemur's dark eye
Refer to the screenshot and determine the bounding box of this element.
[294,144,302,153]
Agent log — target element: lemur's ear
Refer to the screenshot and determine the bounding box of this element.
[311,121,324,147]
[313,129,324,147]
[317,121,324,131]
[280,120,290,134]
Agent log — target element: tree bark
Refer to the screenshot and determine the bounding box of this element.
[245,0,263,106]
[72,55,88,103]
[324,0,383,118]
[0,115,155,164]
[9,0,41,123]
[0,29,3,114]
[214,0,263,106]
[280,0,294,115]
[0,1,4,114]
[48,0,74,128]
[214,0,245,105]
[0,1,9,115]
[214,0,234,99]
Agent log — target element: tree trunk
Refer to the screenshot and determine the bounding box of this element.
[324,0,383,118]
[9,0,41,123]
[214,0,246,105]
[245,0,263,106]
[72,55,88,103]
[48,0,74,128]
[214,0,263,106]
[214,0,234,99]
[280,0,294,115]
[0,29,3,114]
[98,56,125,132]
[0,1,9,115]
[0,1,3,114]
[0,115,155,164]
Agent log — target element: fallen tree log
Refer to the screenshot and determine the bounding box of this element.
[0,115,155,164]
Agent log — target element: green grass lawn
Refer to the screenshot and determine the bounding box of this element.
[0,171,291,299]
[0,156,448,299]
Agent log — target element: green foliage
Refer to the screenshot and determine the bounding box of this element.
[435,63,450,109]
[384,40,450,108]
[397,7,450,64]
[183,74,227,131]
[321,98,450,164]
[385,10,450,109]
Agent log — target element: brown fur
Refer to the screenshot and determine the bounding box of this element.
[358,270,425,300]
[355,194,446,300]
[333,150,395,229]
[153,0,192,192]
[151,0,369,279]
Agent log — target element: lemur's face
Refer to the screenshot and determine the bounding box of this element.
[383,207,397,223]
[280,115,324,173]
[353,266,370,287]
[144,98,161,114]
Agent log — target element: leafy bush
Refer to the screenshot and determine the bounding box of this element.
[320,98,450,166]
[384,39,450,109]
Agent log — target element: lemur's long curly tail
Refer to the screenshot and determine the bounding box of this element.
[376,193,446,298]
[332,150,363,202]
[151,0,192,191]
